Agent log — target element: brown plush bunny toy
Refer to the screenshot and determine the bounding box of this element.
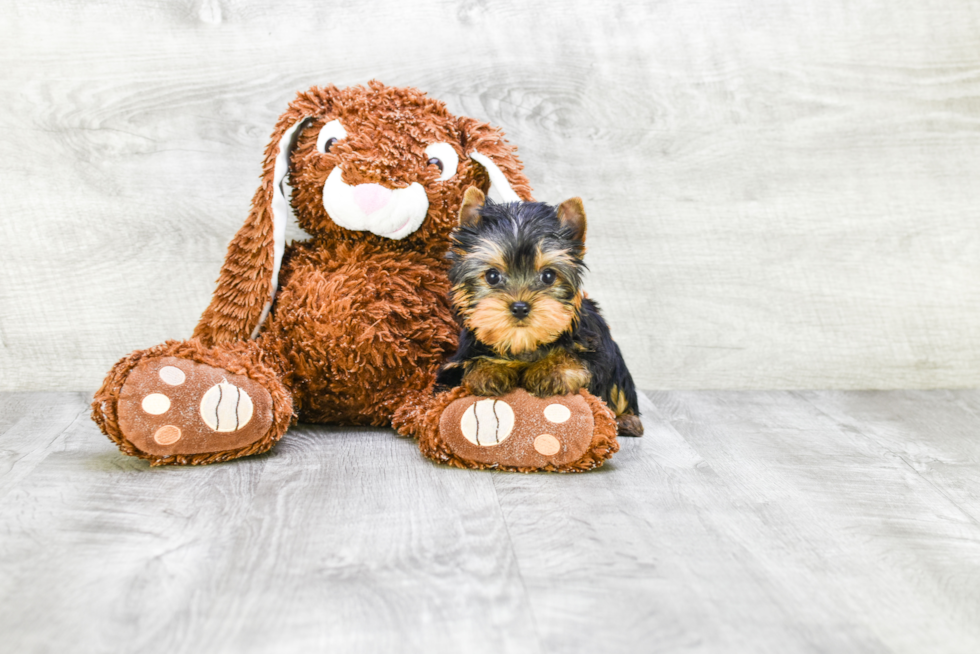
[92,81,618,471]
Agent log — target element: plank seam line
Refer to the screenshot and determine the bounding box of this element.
[0,395,91,503]
[895,455,980,529]
[490,473,546,653]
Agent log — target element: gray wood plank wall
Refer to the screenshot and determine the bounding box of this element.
[2,0,979,391]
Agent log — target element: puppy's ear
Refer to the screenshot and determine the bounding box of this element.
[458,116,535,203]
[193,87,337,344]
[459,186,486,228]
[557,197,587,243]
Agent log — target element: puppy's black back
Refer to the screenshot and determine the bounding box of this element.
[570,298,640,418]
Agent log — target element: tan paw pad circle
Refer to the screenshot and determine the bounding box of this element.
[153,425,182,445]
[200,381,254,432]
[141,393,171,415]
[158,366,186,386]
[460,399,515,446]
[543,403,571,423]
[534,434,561,456]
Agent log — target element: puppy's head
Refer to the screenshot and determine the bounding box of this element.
[447,187,587,355]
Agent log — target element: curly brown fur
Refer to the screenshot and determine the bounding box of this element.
[260,238,458,425]
[437,190,643,436]
[390,389,437,439]
[94,82,535,464]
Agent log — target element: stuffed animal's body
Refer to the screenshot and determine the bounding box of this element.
[260,238,454,424]
[92,82,620,470]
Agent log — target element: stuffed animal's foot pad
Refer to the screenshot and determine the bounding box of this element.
[116,357,274,457]
[439,389,595,470]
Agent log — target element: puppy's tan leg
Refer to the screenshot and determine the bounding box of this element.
[522,349,591,398]
[462,358,521,397]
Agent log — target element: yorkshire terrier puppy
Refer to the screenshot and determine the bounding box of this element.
[436,187,643,437]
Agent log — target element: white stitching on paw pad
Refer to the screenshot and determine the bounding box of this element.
[460,399,515,447]
[199,381,253,432]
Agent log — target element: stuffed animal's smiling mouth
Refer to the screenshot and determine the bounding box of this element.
[321,168,429,240]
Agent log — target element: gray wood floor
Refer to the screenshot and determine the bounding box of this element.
[2,389,980,653]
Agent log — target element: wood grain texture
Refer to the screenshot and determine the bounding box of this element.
[4,390,980,652]
[2,0,980,390]
[0,394,537,654]
[642,389,980,653]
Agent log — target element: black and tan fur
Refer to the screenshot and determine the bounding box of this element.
[436,188,643,436]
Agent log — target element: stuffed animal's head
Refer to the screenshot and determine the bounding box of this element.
[265,81,532,250]
[194,81,534,344]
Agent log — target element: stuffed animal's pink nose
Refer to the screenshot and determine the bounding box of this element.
[352,183,392,215]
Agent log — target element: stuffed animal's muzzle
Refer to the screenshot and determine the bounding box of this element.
[321,169,429,240]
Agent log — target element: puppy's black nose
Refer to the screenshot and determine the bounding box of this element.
[510,301,530,318]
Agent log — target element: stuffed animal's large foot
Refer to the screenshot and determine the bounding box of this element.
[419,388,619,473]
[116,355,275,458]
[93,342,292,466]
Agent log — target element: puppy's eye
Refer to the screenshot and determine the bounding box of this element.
[317,119,347,154]
[424,142,459,181]
[485,269,502,286]
[540,268,557,285]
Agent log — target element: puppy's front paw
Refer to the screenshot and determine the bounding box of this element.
[462,360,519,397]
[523,357,590,398]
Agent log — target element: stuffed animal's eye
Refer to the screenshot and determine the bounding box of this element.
[485,268,502,286]
[540,268,557,285]
[424,142,459,181]
[317,119,347,154]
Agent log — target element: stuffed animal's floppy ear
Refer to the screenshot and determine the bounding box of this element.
[469,152,521,204]
[192,109,313,345]
[458,116,534,204]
